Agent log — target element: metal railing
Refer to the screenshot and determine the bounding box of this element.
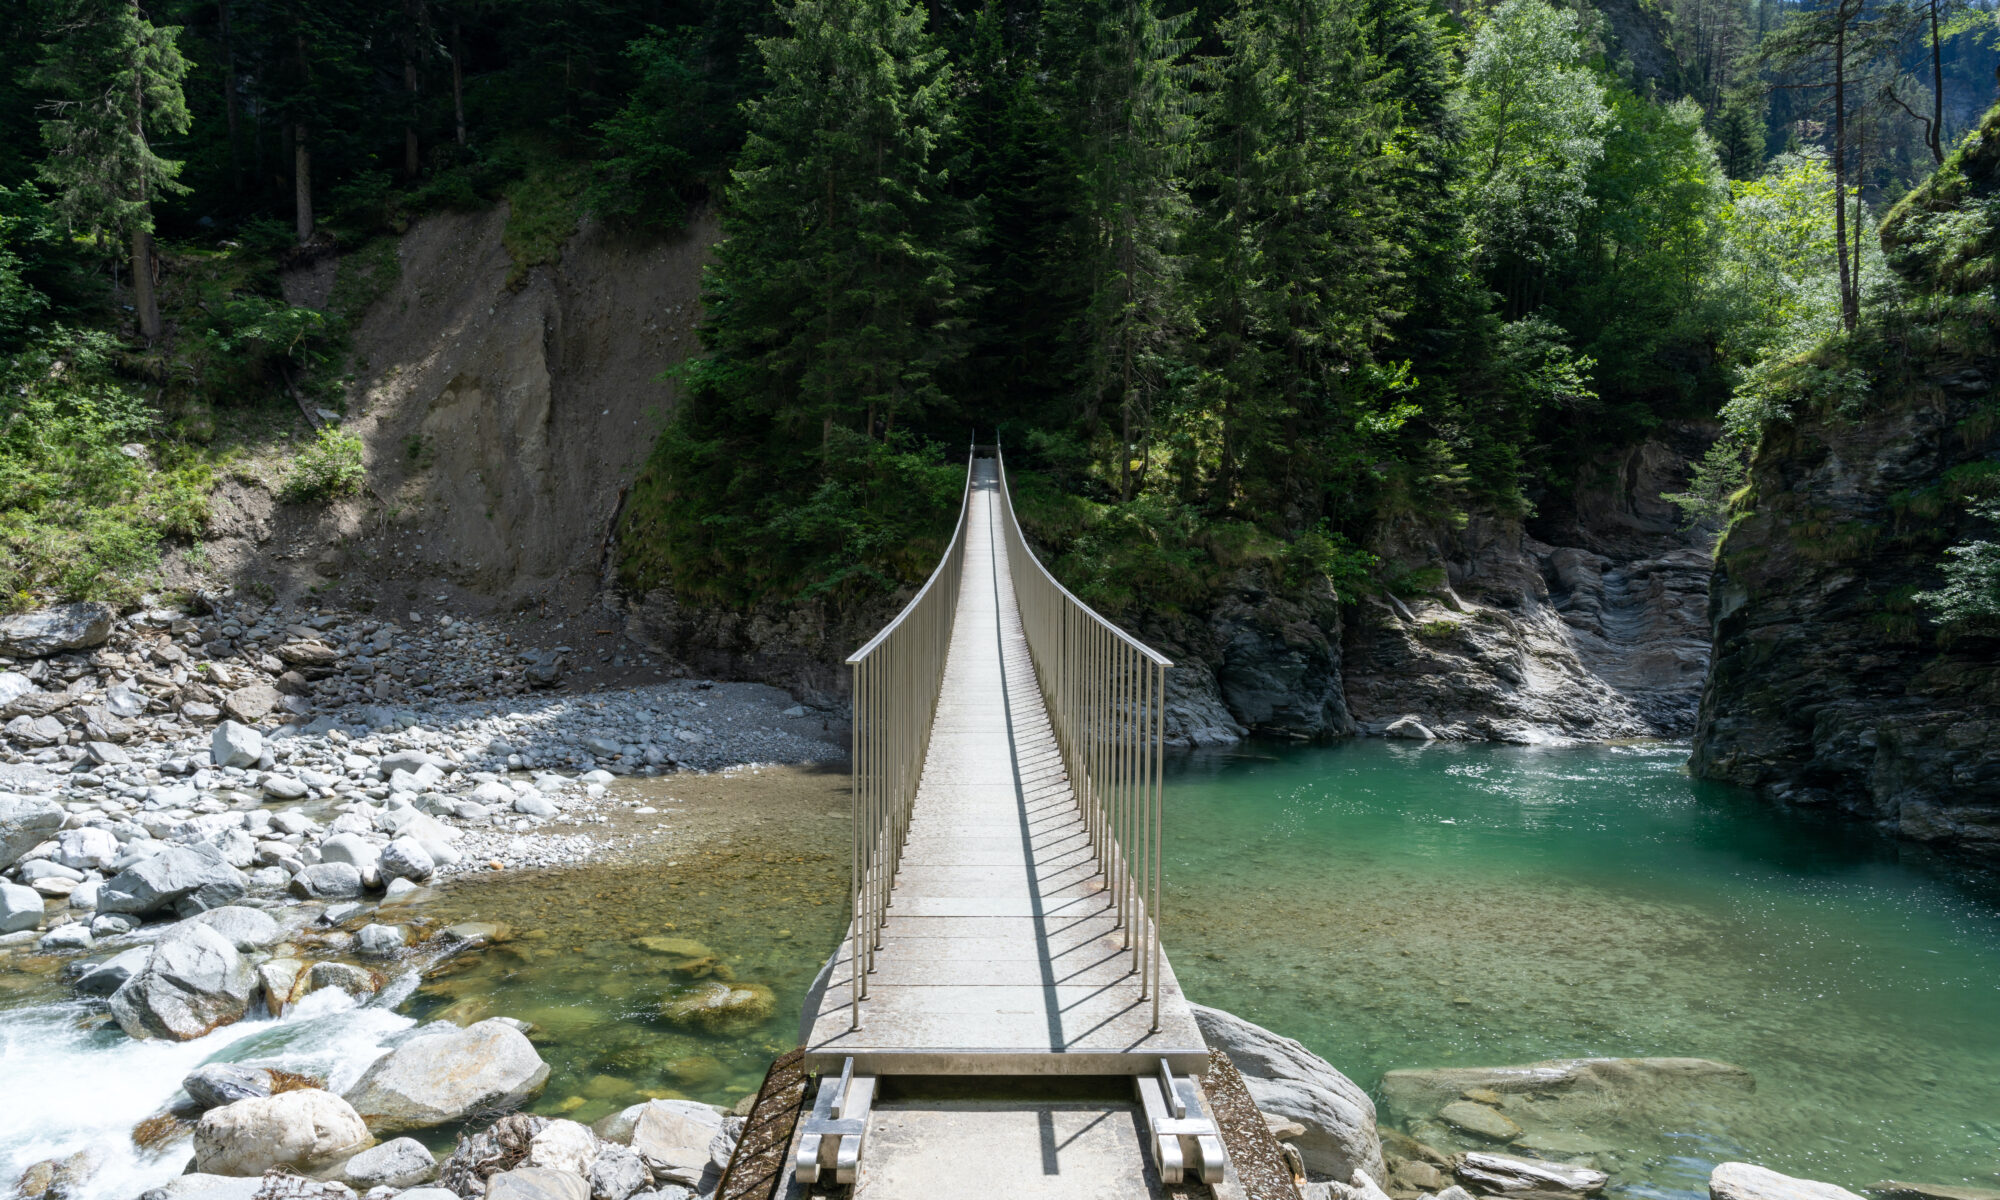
[843,446,974,1030]
[991,443,1173,1032]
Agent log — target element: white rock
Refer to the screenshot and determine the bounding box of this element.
[629,1100,725,1186]
[486,1168,589,1200]
[342,1018,550,1132]
[379,837,434,882]
[56,826,120,871]
[1191,1003,1382,1181]
[356,923,406,957]
[0,881,44,934]
[38,923,93,951]
[1709,1164,1867,1200]
[341,1137,438,1189]
[587,1146,651,1200]
[528,1119,600,1177]
[192,1089,372,1175]
[211,722,264,770]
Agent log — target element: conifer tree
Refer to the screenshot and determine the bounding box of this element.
[1190,0,1396,514]
[692,0,973,450]
[1054,0,1196,498]
[33,0,189,340]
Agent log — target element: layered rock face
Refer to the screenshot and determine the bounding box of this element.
[1691,105,2000,855]
[1343,429,1715,742]
[1690,381,2000,851]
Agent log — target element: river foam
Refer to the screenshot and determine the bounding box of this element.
[0,988,414,1200]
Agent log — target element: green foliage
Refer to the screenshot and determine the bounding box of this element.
[31,0,191,244]
[280,426,366,504]
[1661,435,1752,538]
[588,28,724,230]
[1454,0,1609,287]
[501,151,588,288]
[0,328,214,608]
[1914,501,2000,624]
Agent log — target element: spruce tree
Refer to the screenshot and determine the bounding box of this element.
[33,0,190,341]
[1054,0,1196,499]
[1188,0,1397,516]
[694,0,972,446]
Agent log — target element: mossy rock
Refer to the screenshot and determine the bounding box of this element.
[659,980,776,1035]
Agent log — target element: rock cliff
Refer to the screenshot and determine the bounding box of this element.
[1690,105,2000,855]
[1341,428,1715,743]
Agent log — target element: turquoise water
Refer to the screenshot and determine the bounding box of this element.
[1162,740,2000,1197]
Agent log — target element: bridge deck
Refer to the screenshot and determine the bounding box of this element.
[803,464,1207,1075]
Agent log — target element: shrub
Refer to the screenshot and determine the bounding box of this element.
[281,426,367,503]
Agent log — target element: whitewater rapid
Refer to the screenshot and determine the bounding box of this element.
[0,986,417,1200]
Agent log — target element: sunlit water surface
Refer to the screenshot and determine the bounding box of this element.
[1160,740,2000,1197]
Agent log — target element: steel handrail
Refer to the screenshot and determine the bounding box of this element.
[990,442,1172,1033]
[843,445,975,1029]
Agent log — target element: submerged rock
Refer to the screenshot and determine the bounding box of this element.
[343,1019,550,1132]
[192,1089,372,1175]
[1439,1100,1521,1142]
[1710,1164,1866,1200]
[657,980,774,1035]
[1191,1002,1384,1181]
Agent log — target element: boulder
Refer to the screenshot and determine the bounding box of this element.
[0,794,65,870]
[14,1150,100,1200]
[629,1101,725,1186]
[258,958,305,1015]
[399,1191,460,1200]
[138,1175,265,1200]
[261,775,309,800]
[109,923,257,1040]
[1710,1165,1867,1200]
[292,961,382,1003]
[341,1136,439,1188]
[320,835,383,886]
[0,602,113,657]
[192,1089,372,1175]
[0,671,33,706]
[55,826,120,872]
[184,1063,277,1109]
[1457,1152,1608,1199]
[486,1168,590,1200]
[187,905,282,950]
[356,923,407,957]
[0,880,43,934]
[528,1120,600,1177]
[657,980,775,1035]
[39,923,92,951]
[290,862,366,900]
[211,721,264,769]
[223,683,282,724]
[343,1018,551,1132]
[1191,1003,1383,1181]
[379,837,435,882]
[97,843,249,917]
[74,945,152,996]
[587,1146,652,1200]
[1384,714,1438,740]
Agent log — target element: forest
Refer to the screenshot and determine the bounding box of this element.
[1,0,1996,622]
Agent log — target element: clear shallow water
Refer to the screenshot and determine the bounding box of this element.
[1161,740,2000,1197]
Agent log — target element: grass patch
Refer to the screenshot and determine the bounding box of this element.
[502,155,588,289]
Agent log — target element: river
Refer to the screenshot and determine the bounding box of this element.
[3,745,1997,1200]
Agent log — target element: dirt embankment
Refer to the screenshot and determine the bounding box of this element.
[193,205,719,641]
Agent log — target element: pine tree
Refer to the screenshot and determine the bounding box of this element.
[33,0,190,340]
[1189,0,1396,515]
[1054,0,1196,499]
[695,0,975,447]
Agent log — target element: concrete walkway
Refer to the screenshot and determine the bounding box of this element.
[803,462,1207,1075]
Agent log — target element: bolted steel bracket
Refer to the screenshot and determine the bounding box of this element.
[1135,1057,1228,1186]
[794,1057,876,1186]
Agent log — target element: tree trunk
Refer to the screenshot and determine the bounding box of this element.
[451,20,467,146]
[219,0,243,191]
[1927,0,1944,162]
[403,0,425,177]
[294,125,314,242]
[132,228,161,341]
[1832,12,1856,332]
